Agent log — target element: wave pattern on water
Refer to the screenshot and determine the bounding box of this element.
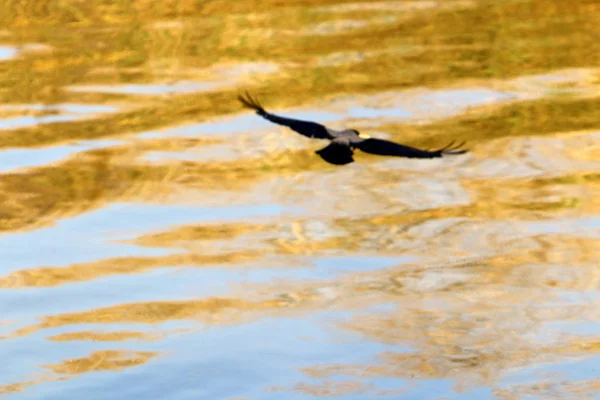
[1,0,600,399]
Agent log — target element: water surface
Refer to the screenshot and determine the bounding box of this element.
[1,0,600,399]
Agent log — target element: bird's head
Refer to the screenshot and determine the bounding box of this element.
[352,129,371,139]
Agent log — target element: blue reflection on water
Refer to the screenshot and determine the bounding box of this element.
[0,203,295,272]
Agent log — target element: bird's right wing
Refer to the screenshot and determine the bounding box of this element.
[356,138,467,158]
[238,92,333,140]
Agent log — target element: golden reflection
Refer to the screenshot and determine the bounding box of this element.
[0,251,263,288]
[0,377,69,396]
[380,96,600,151]
[0,348,159,395]
[49,330,164,342]
[12,297,292,338]
[132,137,224,152]
[0,0,596,147]
[294,380,371,397]
[3,127,597,236]
[540,172,600,187]
[133,222,269,247]
[494,378,600,400]
[0,78,598,234]
[44,350,158,375]
[0,152,172,232]
[0,144,337,232]
[0,380,38,395]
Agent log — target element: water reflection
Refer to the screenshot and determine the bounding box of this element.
[0,104,119,131]
[0,44,51,62]
[0,46,19,61]
[66,62,280,96]
[67,81,226,96]
[1,0,600,398]
[0,202,292,271]
[0,140,122,173]
[45,350,159,375]
[315,0,475,13]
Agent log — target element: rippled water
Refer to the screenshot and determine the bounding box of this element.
[1,0,600,399]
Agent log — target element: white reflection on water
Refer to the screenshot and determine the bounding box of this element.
[0,104,119,131]
[0,46,19,61]
[139,110,344,139]
[0,44,52,62]
[67,81,223,95]
[0,140,123,173]
[66,62,279,96]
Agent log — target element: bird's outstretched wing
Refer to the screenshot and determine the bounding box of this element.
[238,92,333,140]
[315,138,355,165]
[356,138,467,159]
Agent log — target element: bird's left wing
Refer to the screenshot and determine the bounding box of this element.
[238,92,333,140]
[356,138,467,159]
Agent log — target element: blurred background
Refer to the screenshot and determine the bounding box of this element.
[0,0,599,398]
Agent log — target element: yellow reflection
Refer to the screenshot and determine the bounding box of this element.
[0,145,332,233]
[133,222,269,247]
[495,378,600,400]
[0,251,263,289]
[44,350,158,375]
[379,96,600,151]
[0,380,39,395]
[49,330,163,342]
[12,297,292,338]
[294,380,370,397]
[1,348,159,395]
[0,151,172,232]
[0,86,598,237]
[0,0,596,149]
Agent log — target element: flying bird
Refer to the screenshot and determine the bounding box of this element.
[238,92,467,165]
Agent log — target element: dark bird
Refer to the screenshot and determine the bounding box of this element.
[238,92,467,166]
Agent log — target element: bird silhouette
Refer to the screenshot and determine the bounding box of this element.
[238,92,467,165]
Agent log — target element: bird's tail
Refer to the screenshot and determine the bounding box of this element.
[238,91,267,116]
[315,139,355,165]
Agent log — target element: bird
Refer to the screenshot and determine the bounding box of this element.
[238,92,467,166]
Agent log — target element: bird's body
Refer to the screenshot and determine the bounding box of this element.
[238,92,467,165]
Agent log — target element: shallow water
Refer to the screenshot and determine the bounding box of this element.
[1,0,600,399]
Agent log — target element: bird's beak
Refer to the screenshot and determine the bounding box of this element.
[358,133,371,139]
